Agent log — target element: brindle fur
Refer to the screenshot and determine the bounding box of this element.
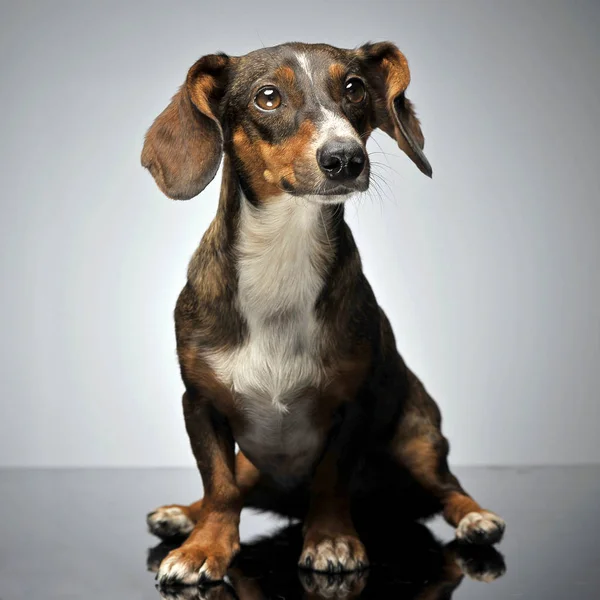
[142,41,505,586]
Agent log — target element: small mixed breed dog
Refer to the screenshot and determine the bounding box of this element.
[142,41,505,587]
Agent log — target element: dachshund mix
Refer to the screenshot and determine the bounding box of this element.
[142,42,506,587]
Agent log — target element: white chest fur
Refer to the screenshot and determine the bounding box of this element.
[205,195,330,476]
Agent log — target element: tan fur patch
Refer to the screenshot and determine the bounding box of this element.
[274,65,296,86]
[161,452,260,529]
[188,76,217,119]
[328,63,347,102]
[185,54,230,121]
[443,491,483,526]
[179,346,238,419]
[396,437,440,484]
[382,53,411,98]
[233,119,317,200]
[381,50,412,143]
[329,63,346,83]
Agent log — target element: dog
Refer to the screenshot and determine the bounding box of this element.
[142,41,506,587]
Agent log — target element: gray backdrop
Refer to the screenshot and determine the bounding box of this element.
[1,0,598,467]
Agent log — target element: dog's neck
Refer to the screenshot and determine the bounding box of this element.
[189,155,363,354]
[195,154,349,329]
[237,191,332,316]
[214,154,346,268]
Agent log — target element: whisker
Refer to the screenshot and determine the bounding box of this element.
[369,150,404,160]
[370,160,403,179]
[371,169,395,197]
[255,32,279,67]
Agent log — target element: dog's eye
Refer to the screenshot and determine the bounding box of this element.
[344,78,366,104]
[254,87,282,111]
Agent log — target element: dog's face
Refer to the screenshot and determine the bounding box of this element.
[227,44,376,202]
[142,42,431,202]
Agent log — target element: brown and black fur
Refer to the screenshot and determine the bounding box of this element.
[142,42,505,586]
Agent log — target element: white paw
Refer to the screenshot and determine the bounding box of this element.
[157,543,234,586]
[147,506,194,539]
[456,511,506,545]
[456,555,506,582]
[453,542,507,582]
[299,535,369,573]
[158,586,208,600]
[158,551,202,586]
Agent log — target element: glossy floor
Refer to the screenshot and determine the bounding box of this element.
[1,466,598,599]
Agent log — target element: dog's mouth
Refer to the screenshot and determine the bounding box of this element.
[274,155,371,201]
[287,177,370,200]
[319,183,367,195]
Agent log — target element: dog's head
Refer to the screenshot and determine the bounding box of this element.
[142,42,431,203]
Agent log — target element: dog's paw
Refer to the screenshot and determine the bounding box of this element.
[197,584,237,600]
[157,541,238,587]
[147,506,195,540]
[299,569,368,598]
[157,585,235,600]
[456,511,506,545]
[148,540,183,573]
[157,586,203,600]
[299,533,369,573]
[454,543,507,582]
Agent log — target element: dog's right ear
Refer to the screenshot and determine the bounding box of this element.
[141,54,231,200]
[360,42,432,178]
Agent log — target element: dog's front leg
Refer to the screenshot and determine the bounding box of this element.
[157,391,241,586]
[299,450,368,573]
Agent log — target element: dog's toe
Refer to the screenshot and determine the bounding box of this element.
[157,545,230,587]
[300,569,368,598]
[157,585,205,600]
[147,506,195,540]
[299,534,369,573]
[456,511,506,545]
[454,543,507,582]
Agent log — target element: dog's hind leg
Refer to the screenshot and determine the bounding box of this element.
[146,500,201,540]
[390,369,506,545]
[147,451,261,540]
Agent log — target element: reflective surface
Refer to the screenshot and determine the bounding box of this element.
[1,466,599,599]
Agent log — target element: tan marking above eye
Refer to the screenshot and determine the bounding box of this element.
[329,63,346,82]
[254,86,282,110]
[273,65,296,86]
[344,78,366,104]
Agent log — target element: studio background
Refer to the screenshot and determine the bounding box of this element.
[1,0,598,468]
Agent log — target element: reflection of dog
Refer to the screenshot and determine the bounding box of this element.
[142,41,506,586]
[147,520,506,600]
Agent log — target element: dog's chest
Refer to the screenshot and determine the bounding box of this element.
[206,199,329,477]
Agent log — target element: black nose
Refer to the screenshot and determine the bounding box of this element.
[317,140,366,181]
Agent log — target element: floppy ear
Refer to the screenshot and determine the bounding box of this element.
[360,42,432,177]
[141,53,231,200]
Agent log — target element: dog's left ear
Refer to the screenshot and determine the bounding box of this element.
[360,42,432,177]
[142,53,231,200]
